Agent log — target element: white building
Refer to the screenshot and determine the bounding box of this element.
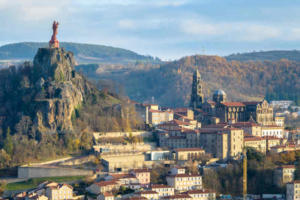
[261,126,284,138]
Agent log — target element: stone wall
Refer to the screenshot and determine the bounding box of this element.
[18,166,93,179]
[93,131,152,140]
[93,143,155,153]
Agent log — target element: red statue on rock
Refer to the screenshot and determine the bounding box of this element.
[49,21,59,48]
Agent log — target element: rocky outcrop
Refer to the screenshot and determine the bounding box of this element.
[31,48,95,133]
[0,47,140,135]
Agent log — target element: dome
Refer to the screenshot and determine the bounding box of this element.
[214,89,226,96]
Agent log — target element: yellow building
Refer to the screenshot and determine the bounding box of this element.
[86,181,119,194]
[263,136,281,150]
[97,192,114,200]
[136,191,159,200]
[166,174,202,191]
[162,194,192,200]
[231,122,262,137]
[186,190,216,200]
[174,148,205,161]
[275,116,285,127]
[150,185,175,197]
[287,181,300,200]
[274,165,296,187]
[244,136,266,153]
[101,153,145,172]
[200,126,244,160]
[45,184,73,200]
[130,169,151,186]
[149,109,174,125]
[174,108,194,120]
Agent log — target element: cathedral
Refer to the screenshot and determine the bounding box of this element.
[189,70,275,126]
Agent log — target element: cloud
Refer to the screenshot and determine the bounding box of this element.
[180,19,282,42]
[0,0,71,21]
[235,24,281,41]
[180,20,220,36]
[118,19,136,30]
[76,0,190,7]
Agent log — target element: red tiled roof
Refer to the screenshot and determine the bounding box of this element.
[151,184,173,189]
[262,136,280,140]
[221,102,245,107]
[137,191,158,195]
[244,136,263,141]
[186,190,215,194]
[102,192,114,197]
[173,108,190,113]
[262,125,282,128]
[95,181,117,187]
[233,122,260,127]
[167,174,201,178]
[131,169,151,173]
[242,101,260,106]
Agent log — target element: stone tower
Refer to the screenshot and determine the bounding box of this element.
[190,69,204,109]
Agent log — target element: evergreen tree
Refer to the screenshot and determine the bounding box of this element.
[3,127,13,155]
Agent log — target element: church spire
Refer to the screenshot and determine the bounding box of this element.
[190,69,204,109]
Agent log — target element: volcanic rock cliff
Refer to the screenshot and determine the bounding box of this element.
[0,47,111,135]
[32,48,96,132]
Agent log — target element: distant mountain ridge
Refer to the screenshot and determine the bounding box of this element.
[0,42,160,64]
[225,50,300,62]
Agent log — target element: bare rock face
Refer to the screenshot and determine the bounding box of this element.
[32,48,93,133]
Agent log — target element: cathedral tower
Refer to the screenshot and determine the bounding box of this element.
[190,69,204,109]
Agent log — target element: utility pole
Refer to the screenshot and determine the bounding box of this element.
[243,148,247,200]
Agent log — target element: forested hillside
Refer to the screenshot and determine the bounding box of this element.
[77,55,300,107]
[226,50,300,62]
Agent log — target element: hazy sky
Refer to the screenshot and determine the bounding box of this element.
[1,0,300,60]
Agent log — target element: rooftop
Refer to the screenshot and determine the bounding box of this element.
[221,102,245,107]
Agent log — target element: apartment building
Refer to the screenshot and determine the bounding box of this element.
[261,125,284,138]
[200,126,244,160]
[274,165,296,187]
[136,191,159,200]
[162,194,192,200]
[149,109,174,126]
[97,192,114,200]
[186,190,216,200]
[86,181,119,194]
[287,181,300,200]
[174,148,205,161]
[166,174,202,192]
[244,136,266,153]
[45,184,73,200]
[150,185,175,197]
[130,169,151,186]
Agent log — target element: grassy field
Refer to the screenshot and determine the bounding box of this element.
[6,176,85,191]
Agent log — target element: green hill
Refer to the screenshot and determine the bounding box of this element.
[226,50,300,62]
[0,42,160,64]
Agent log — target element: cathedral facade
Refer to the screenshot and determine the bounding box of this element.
[190,70,275,126]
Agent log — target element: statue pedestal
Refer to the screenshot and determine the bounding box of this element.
[49,40,59,48]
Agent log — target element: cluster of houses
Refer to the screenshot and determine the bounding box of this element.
[86,166,215,200]
[13,182,74,200]
[135,103,300,162]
